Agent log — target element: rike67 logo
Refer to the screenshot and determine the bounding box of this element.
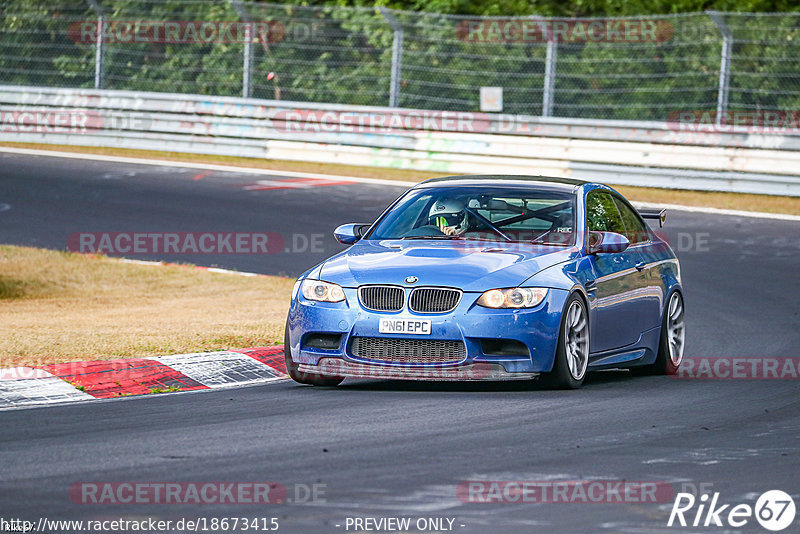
[668,490,796,531]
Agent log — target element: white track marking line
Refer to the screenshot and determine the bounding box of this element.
[117,258,166,266]
[117,258,263,278]
[0,146,415,187]
[206,267,260,276]
[1,145,797,222]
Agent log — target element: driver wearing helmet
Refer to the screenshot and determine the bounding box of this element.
[428,199,468,236]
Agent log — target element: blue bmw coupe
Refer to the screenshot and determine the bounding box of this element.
[285,176,685,389]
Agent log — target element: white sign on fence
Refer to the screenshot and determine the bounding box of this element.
[480,87,503,112]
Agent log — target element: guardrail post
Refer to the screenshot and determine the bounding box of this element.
[232,0,253,98]
[708,11,732,127]
[379,7,403,108]
[85,0,105,89]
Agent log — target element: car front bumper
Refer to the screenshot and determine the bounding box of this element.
[287,286,569,379]
[298,359,538,381]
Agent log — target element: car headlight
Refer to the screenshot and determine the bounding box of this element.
[477,287,548,309]
[301,279,346,303]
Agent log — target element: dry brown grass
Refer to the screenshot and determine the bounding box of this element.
[2,142,797,216]
[0,245,293,367]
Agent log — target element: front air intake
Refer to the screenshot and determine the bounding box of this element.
[350,337,466,364]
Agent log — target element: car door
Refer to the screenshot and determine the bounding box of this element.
[585,190,646,353]
[611,195,663,333]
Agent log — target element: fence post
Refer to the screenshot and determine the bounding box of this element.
[536,17,557,117]
[242,24,253,98]
[708,11,732,126]
[379,7,403,107]
[542,38,558,117]
[232,0,253,98]
[85,0,105,89]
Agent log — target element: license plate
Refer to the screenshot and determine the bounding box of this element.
[379,318,431,335]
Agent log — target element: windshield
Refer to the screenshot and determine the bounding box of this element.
[367,186,576,246]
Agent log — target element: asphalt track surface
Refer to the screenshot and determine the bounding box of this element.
[1,152,799,533]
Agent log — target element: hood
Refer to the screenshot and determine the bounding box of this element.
[318,240,578,291]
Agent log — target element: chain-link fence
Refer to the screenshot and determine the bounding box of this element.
[1,1,799,121]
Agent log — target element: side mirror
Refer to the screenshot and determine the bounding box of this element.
[587,231,630,254]
[334,223,370,245]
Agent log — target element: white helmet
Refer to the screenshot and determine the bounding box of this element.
[428,199,468,234]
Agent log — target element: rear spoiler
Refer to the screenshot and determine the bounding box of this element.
[638,208,667,227]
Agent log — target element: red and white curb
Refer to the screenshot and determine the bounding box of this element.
[0,346,288,410]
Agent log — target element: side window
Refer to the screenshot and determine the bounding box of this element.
[612,196,650,244]
[586,191,625,234]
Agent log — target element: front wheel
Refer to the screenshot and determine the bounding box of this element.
[540,294,589,389]
[284,317,344,387]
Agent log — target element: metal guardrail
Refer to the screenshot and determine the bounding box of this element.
[1,85,799,197]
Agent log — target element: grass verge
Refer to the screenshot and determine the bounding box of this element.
[2,142,798,216]
[0,245,293,368]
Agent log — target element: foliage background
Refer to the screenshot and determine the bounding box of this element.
[1,0,798,119]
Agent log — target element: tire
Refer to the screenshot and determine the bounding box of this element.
[284,317,344,387]
[633,291,685,376]
[540,294,589,389]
